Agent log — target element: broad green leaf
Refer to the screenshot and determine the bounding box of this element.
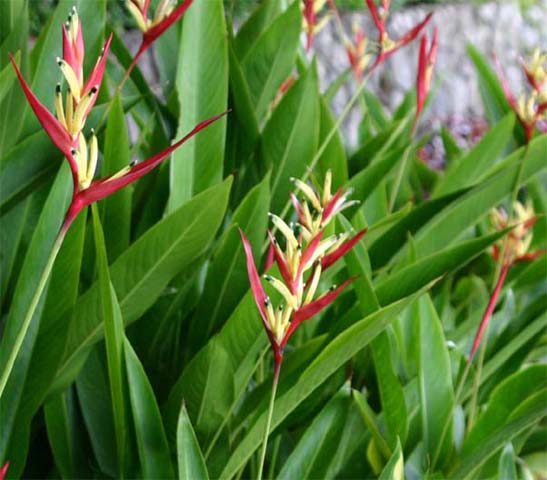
[340,216,407,449]
[165,338,235,442]
[225,43,260,172]
[241,1,301,123]
[177,403,209,480]
[76,346,118,478]
[375,230,506,306]
[101,94,131,261]
[220,287,431,479]
[44,386,89,479]
[51,178,232,392]
[234,0,281,59]
[413,134,547,260]
[168,0,228,210]
[0,51,18,104]
[0,164,72,473]
[125,338,174,479]
[433,113,515,197]
[415,295,454,469]
[5,209,86,473]
[92,204,126,475]
[368,189,468,270]
[379,438,404,480]
[450,389,547,478]
[188,174,270,352]
[0,197,30,302]
[463,365,547,455]
[262,65,319,212]
[278,384,353,479]
[498,443,517,480]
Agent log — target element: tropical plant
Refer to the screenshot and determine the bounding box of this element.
[0,0,545,479]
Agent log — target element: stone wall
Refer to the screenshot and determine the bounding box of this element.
[313,0,547,146]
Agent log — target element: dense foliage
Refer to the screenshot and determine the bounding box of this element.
[0,0,546,479]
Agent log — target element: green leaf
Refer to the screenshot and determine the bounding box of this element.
[278,384,353,479]
[415,295,454,468]
[498,443,517,480]
[463,365,547,456]
[44,386,89,479]
[52,178,232,392]
[315,96,348,188]
[262,65,319,212]
[76,346,118,478]
[0,50,18,103]
[241,1,301,123]
[168,0,228,210]
[450,389,547,479]
[101,94,131,261]
[234,0,281,59]
[374,230,506,306]
[433,113,515,197]
[125,338,174,479]
[6,208,87,473]
[165,338,235,442]
[0,164,72,473]
[409,135,547,260]
[220,287,431,479]
[177,403,210,480]
[188,174,270,352]
[379,438,404,480]
[353,390,392,460]
[368,189,468,270]
[92,203,126,475]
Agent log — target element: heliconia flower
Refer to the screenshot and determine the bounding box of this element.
[240,171,364,367]
[413,28,438,133]
[125,0,193,71]
[62,112,227,229]
[521,48,546,92]
[469,201,546,361]
[0,462,8,480]
[302,0,330,52]
[9,7,112,193]
[345,23,372,80]
[365,0,432,71]
[495,53,547,142]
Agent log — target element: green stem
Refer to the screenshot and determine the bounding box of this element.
[0,227,67,399]
[388,147,411,213]
[257,361,281,480]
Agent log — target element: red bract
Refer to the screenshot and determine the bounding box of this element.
[365,0,432,71]
[126,0,193,74]
[495,54,547,143]
[9,26,113,192]
[413,28,438,132]
[62,112,227,229]
[241,172,365,368]
[0,462,8,480]
[304,0,316,51]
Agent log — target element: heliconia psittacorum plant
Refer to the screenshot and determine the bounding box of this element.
[124,0,193,75]
[0,4,224,401]
[469,202,545,361]
[496,48,547,142]
[240,171,366,480]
